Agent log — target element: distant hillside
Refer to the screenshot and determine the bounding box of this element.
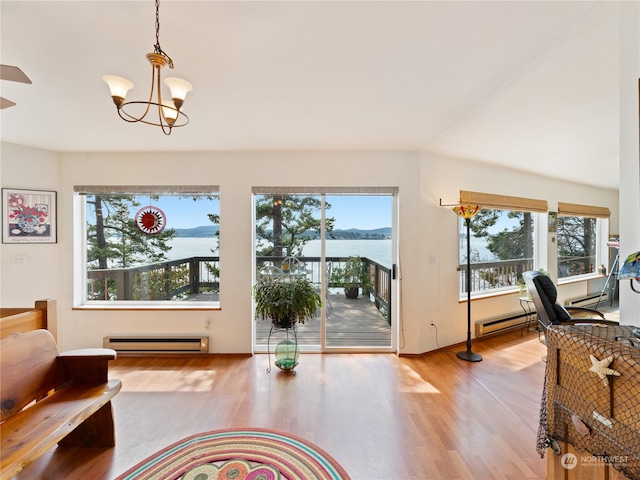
[174,225,390,239]
[174,226,219,237]
[322,228,392,240]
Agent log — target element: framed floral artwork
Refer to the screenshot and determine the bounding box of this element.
[2,188,57,243]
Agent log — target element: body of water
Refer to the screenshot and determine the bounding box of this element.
[165,237,392,267]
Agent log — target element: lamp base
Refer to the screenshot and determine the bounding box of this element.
[456,350,483,362]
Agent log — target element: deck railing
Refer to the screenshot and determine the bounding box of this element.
[87,255,528,310]
[558,255,595,278]
[257,256,391,324]
[87,257,220,301]
[459,258,533,295]
[86,255,391,321]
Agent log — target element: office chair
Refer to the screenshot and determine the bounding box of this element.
[522,270,615,330]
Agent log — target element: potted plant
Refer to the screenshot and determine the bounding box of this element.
[253,275,323,328]
[331,255,373,299]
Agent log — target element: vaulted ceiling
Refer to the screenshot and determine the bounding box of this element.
[0,1,627,189]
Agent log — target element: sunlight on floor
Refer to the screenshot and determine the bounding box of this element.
[493,342,546,372]
[398,363,441,393]
[118,369,217,392]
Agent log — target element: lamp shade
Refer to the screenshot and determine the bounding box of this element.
[164,77,193,101]
[102,75,134,99]
[618,250,640,281]
[453,204,481,219]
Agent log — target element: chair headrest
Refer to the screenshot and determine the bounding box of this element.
[533,274,558,304]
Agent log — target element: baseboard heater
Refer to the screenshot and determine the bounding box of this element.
[565,293,608,308]
[103,335,209,353]
[475,312,530,337]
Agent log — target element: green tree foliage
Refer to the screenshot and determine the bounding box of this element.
[255,195,335,257]
[86,195,176,269]
[557,215,596,276]
[468,209,533,262]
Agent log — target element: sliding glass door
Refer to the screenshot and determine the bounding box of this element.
[253,189,396,352]
[323,194,393,349]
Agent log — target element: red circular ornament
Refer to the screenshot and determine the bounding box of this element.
[135,206,166,235]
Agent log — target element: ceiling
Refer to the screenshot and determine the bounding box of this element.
[0,1,625,189]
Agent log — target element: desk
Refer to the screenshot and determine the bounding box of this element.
[518,296,537,335]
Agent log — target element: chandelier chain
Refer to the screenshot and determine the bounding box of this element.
[154,0,174,69]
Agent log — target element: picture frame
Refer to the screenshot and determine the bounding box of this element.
[2,188,57,243]
[548,211,557,233]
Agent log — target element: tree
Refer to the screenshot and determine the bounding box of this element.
[86,195,178,300]
[255,195,335,257]
[87,195,176,270]
[465,209,534,289]
[557,215,596,276]
[469,209,533,262]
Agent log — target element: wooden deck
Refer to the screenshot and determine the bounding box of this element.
[255,292,392,349]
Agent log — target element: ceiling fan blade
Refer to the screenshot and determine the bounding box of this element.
[0,65,31,84]
[1,97,17,109]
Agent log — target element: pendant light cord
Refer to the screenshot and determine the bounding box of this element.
[153,0,174,68]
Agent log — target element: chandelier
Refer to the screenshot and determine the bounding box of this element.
[103,0,193,135]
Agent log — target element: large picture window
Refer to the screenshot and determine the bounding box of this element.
[75,186,219,306]
[557,215,598,278]
[556,202,610,280]
[459,209,536,296]
[456,191,547,298]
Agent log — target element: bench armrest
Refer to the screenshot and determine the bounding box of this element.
[58,348,117,384]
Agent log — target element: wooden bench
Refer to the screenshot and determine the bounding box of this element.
[0,298,56,340]
[1,329,122,478]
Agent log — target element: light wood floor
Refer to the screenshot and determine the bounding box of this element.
[15,330,549,480]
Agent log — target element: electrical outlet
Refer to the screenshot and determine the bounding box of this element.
[430,322,435,327]
[204,320,211,330]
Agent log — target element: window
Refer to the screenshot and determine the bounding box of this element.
[556,202,610,280]
[75,186,219,306]
[456,191,547,297]
[459,209,536,296]
[557,215,598,278]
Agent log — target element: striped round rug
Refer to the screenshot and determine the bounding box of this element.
[116,428,351,480]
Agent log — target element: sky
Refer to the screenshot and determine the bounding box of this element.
[138,194,393,230]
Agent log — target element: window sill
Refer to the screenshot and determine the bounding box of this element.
[557,274,603,286]
[74,302,221,311]
[459,287,520,303]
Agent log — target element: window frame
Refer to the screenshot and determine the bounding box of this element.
[457,208,542,299]
[556,202,610,283]
[73,186,220,309]
[556,215,609,283]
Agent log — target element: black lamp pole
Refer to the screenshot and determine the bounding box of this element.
[456,217,482,362]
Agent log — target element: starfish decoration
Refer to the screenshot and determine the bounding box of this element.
[589,354,621,387]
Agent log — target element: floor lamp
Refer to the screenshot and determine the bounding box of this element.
[453,204,483,362]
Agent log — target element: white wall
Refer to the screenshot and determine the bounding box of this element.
[0,144,61,337]
[0,143,619,353]
[618,1,640,325]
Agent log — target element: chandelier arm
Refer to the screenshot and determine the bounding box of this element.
[156,65,165,127]
[117,103,188,127]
